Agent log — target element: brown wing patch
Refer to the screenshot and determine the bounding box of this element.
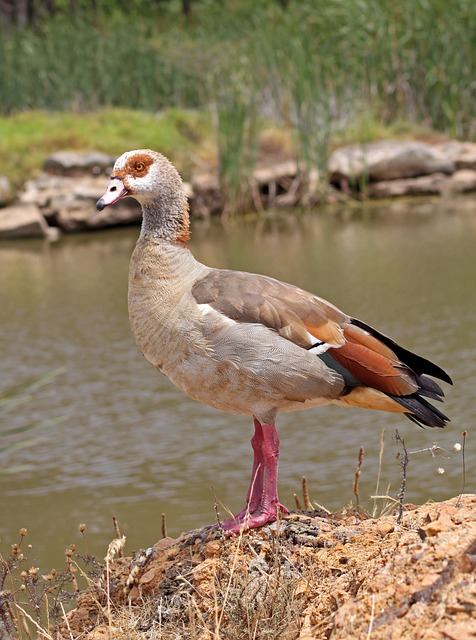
[344,324,398,360]
[329,341,418,396]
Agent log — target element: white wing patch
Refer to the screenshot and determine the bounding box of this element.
[305,332,334,354]
[197,303,236,326]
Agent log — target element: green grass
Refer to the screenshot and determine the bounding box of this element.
[0,108,214,185]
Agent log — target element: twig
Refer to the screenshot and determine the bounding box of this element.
[14,604,54,640]
[216,528,245,635]
[370,494,399,505]
[161,513,168,539]
[104,537,125,635]
[408,443,448,459]
[104,533,126,633]
[106,556,112,633]
[186,591,208,638]
[300,475,333,514]
[65,546,79,592]
[0,597,19,638]
[372,428,385,517]
[60,601,74,640]
[394,430,409,524]
[366,594,376,640]
[294,493,302,510]
[112,516,123,558]
[302,476,312,510]
[210,486,228,528]
[105,536,126,564]
[313,501,332,515]
[353,446,365,510]
[371,483,395,516]
[45,591,50,633]
[456,430,468,507]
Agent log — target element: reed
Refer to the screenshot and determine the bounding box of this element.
[212,60,260,213]
[0,11,202,113]
[0,0,474,209]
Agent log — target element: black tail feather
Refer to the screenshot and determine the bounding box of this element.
[414,374,446,402]
[390,393,450,429]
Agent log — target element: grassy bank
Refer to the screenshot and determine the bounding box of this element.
[0,108,216,185]
[0,107,439,190]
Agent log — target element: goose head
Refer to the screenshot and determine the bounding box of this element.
[97,149,190,244]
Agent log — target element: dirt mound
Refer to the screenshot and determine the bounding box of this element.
[64,495,476,639]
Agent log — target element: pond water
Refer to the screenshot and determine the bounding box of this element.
[1,195,475,572]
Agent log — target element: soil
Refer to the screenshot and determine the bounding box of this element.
[64,494,476,640]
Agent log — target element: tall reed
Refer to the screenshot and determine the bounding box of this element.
[0,0,474,209]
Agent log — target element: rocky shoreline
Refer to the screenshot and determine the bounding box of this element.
[1,139,476,239]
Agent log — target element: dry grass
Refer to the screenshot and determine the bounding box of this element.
[0,520,305,639]
[0,526,102,639]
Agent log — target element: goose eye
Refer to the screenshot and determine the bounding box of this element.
[135,162,145,172]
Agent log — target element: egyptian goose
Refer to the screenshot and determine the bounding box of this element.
[97,149,452,534]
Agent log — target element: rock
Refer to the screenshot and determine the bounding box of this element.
[0,204,58,239]
[205,540,222,558]
[191,558,220,585]
[434,141,476,170]
[8,141,475,235]
[419,508,456,539]
[367,173,449,198]
[329,140,455,187]
[252,160,298,186]
[153,537,175,552]
[377,521,395,537]
[20,174,104,209]
[443,169,476,193]
[441,620,476,640]
[56,199,141,232]
[367,169,476,198]
[43,151,115,177]
[20,172,141,231]
[0,176,15,207]
[83,625,122,639]
[189,173,224,217]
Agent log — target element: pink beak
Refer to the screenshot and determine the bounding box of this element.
[96,177,129,211]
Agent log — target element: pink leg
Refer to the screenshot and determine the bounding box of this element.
[228,418,265,522]
[221,419,288,535]
[247,419,265,512]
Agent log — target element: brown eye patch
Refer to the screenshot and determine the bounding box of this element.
[126,153,154,178]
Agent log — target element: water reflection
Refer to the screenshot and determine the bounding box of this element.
[0,196,474,569]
